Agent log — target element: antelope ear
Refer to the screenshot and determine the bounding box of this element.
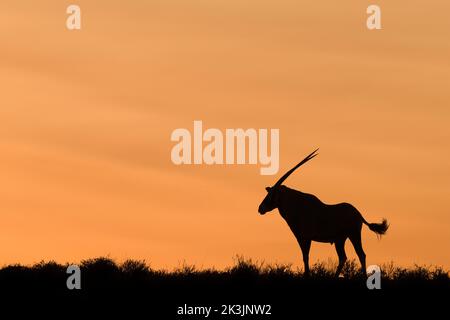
[265,187,271,192]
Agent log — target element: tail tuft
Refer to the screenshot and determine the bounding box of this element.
[368,218,389,236]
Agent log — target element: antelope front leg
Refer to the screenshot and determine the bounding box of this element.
[334,238,347,277]
[299,239,311,276]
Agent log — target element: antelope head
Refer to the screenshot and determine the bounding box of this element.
[258,148,318,215]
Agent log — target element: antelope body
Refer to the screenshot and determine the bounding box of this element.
[258,149,389,276]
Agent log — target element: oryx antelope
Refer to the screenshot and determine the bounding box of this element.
[258,149,389,276]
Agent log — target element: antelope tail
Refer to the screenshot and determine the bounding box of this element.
[362,218,389,236]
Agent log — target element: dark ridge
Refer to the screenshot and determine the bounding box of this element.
[0,256,448,317]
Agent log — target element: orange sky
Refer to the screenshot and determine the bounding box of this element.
[0,0,449,269]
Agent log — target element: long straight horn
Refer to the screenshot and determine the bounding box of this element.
[273,148,319,187]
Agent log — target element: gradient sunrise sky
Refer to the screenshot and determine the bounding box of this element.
[0,0,449,269]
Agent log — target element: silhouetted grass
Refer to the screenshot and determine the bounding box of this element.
[1,256,448,291]
[0,257,448,316]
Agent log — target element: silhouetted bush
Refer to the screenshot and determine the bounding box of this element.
[0,256,447,315]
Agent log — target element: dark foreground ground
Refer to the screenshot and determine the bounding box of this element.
[1,257,448,318]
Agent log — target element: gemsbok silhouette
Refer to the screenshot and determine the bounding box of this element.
[258,149,389,276]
